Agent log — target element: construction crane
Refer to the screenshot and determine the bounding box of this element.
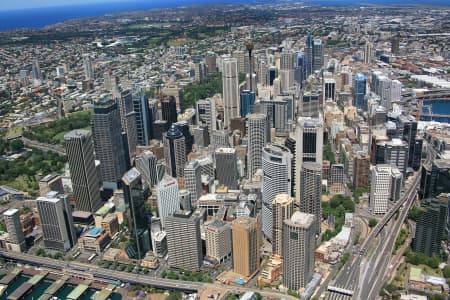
[424,104,433,121]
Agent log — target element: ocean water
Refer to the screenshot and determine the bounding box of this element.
[0,0,449,31]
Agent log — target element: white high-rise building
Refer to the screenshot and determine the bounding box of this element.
[196,98,217,134]
[157,175,180,227]
[261,144,292,240]
[3,209,26,252]
[282,212,316,290]
[37,192,77,252]
[184,160,202,205]
[295,116,323,199]
[247,113,268,179]
[272,194,294,256]
[370,165,392,214]
[205,219,232,263]
[222,58,240,128]
[83,54,94,80]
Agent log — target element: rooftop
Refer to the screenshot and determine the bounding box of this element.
[290,211,315,227]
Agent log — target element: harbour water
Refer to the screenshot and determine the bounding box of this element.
[421,100,450,123]
[0,274,122,300]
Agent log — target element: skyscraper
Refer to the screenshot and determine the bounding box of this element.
[205,219,232,263]
[300,162,322,236]
[184,160,202,205]
[353,73,367,111]
[92,99,128,190]
[166,210,203,271]
[312,39,324,72]
[262,144,292,240]
[295,116,323,199]
[305,33,314,77]
[163,125,186,179]
[64,130,102,213]
[196,98,217,134]
[412,195,448,257]
[157,175,180,227]
[122,168,150,259]
[370,165,393,214]
[232,216,260,277]
[247,113,268,179]
[37,192,77,252]
[135,150,158,189]
[161,95,178,127]
[272,194,294,256]
[323,78,336,101]
[240,90,256,117]
[222,58,240,129]
[353,153,370,188]
[282,212,316,290]
[215,147,238,189]
[420,159,450,199]
[83,54,94,80]
[133,86,153,146]
[3,209,26,252]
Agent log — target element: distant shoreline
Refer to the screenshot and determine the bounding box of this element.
[0,0,449,31]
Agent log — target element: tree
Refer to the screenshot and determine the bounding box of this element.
[9,139,24,152]
[443,266,450,278]
[369,218,377,228]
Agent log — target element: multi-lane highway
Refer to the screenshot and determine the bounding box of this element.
[0,249,300,300]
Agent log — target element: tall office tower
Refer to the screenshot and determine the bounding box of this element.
[166,210,203,271]
[412,195,448,256]
[205,53,217,73]
[37,193,77,251]
[262,144,292,240]
[64,130,102,213]
[390,168,403,202]
[246,41,255,92]
[3,209,26,251]
[222,58,240,129]
[232,216,260,277]
[272,194,294,256]
[420,159,450,199]
[412,138,423,171]
[391,33,400,54]
[294,52,306,85]
[157,175,180,227]
[280,50,295,92]
[211,130,231,148]
[377,138,409,176]
[193,125,210,148]
[163,125,186,179]
[323,78,336,101]
[364,41,373,64]
[268,66,278,86]
[161,95,178,127]
[232,50,246,74]
[247,113,268,179]
[135,150,158,189]
[174,121,193,155]
[39,174,64,197]
[300,92,320,118]
[353,153,370,188]
[184,160,202,204]
[122,168,150,259]
[258,59,269,86]
[205,219,232,263]
[240,90,256,117]
[92,99,128,190]
[305,33,314,77]
[282,212,316,290]
[215,147,238,189]
[295,116,323,198]
[299,162,322,236]
[132,87,153,146]
[352,73,367,111]
[370,165,393,214]
[312,39,324,72]
[83,54,94,80]
[115,89,137,158]
[329,164,345,194]
[31,60,42,81]
[400,116,420,170]
[196,98,217,134]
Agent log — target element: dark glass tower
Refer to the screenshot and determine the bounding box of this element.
[163,125,186,178]
[161,95,177,127]
[240,90,256,117]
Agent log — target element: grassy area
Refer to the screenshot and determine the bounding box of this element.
[22,110,92,145]
[5,126,24,139]
[167,38,194,47]
[323,143,335,164]
[183,73,222,108]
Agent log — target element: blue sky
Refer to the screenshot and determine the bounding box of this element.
[0,0,125,10]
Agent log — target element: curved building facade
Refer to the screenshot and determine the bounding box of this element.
[261,143,292,240]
